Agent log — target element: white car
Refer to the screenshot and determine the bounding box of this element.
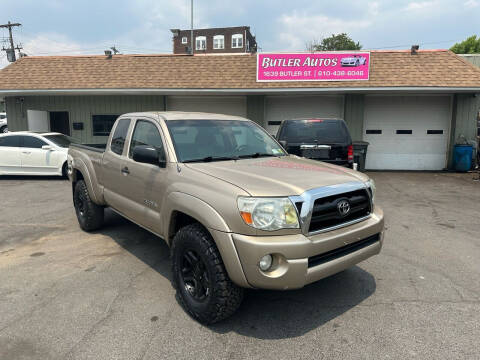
[0,132,79,176]
[340,55,367,67]
[0,112,7,133]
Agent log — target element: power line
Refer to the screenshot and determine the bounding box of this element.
[364,39,461,50]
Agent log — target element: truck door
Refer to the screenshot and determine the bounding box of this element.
[120,118,169,234]
[102,118,134,215]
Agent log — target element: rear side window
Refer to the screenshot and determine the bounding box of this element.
[110,119,131,155]
[22,136,47,148]
[129,120,164,158]
[0,135,20,147]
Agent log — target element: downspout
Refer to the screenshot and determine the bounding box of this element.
[245,29,247,53]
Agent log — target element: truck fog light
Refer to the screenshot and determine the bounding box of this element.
[259,254,273,271]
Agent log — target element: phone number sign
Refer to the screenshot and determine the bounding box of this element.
[256,52,370,82]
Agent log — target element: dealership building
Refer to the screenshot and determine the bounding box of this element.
[0,49,479,170]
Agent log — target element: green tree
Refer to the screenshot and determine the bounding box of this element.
[307,33,362,51]
[450,35,480,54]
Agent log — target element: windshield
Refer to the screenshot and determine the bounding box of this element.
[43,134,79,148]
[166,120,286,163]
[279,119,351,144]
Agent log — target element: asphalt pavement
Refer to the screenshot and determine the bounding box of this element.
[0,172,479,360]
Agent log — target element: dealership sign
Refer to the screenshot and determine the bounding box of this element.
[256,52,370,82]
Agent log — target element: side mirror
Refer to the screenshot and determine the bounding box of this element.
[132,145,166,168]
[42,145,53,151]
[279,140,287,149]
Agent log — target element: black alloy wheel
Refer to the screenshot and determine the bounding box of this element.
[181,249,210,301]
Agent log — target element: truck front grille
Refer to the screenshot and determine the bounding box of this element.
[308,233,380,268]
[308,189,371,233]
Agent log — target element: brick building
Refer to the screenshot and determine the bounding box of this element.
[170,26,257,54]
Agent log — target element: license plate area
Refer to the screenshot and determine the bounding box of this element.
[301,147,331,159]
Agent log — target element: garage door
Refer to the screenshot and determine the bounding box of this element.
[364,96,451,170]
[265,95,343,135]
[167,96,247,117]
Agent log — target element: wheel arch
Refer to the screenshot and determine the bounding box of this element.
[70,161,105,205]
[164,192,231,245]
[165,192,250,288]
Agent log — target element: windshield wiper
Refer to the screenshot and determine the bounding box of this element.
[238,152,280,159]
[183,155,239,163]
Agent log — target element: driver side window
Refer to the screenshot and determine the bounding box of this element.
[129,120,165,159]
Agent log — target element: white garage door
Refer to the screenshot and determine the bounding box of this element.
[364,96,451,170]
[265,95,343,135]
[167,96,247,117]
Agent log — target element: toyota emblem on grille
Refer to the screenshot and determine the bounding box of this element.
[337,199,351,217]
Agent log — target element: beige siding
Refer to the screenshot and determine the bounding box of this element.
[246,95,265,126]
[344,94,364,141]
[454,94,480,142]
[5,95,165,143]
[446,94,480,168]
[459,55,480,68]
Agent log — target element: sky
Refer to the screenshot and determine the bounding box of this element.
[1,0,479,68]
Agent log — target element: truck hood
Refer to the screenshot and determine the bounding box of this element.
[185,155,368,196]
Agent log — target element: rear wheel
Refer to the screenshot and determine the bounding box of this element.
[171,223,244,324]
[73,180,104,231]
[0,126,7,133]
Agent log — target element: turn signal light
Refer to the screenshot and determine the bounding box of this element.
[240,211,253,225]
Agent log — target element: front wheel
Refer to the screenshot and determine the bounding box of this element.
[0,126,7,133]
[171,223,244,324]
[73,180,104,231]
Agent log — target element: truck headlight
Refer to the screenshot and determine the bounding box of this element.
[366,179,376,204]
[237,197,299,231]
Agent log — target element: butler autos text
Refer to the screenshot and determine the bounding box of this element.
[261,56,339,69]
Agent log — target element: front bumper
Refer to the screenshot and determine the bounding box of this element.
[230,206,384,290]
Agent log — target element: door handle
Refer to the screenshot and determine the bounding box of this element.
[121,167,130,175]
[22,151,31,154]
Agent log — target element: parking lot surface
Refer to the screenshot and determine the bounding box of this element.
[0,172,479,360]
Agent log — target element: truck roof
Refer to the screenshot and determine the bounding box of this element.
[120,111,250,122]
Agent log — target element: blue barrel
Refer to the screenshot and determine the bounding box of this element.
[453,144,473,172]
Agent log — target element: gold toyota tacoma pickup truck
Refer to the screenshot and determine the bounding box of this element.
[68,112,384,324]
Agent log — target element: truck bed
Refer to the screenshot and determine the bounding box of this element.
[70,143,106,153]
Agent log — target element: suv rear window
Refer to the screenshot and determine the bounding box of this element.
[278,119,351,144]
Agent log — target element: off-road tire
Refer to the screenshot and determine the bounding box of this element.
[171,223,244,324]
[73,180,104,231]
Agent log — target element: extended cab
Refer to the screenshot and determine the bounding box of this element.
[68,112,384,324]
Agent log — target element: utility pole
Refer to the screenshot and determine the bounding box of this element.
[0,21,22,62]
[190,0,194,55]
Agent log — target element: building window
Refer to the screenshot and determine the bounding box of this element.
[232,34,243,48]
[181,36,188,44]
[92,114,120,136]
[195,36,206,50]
[213,35,224,49]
